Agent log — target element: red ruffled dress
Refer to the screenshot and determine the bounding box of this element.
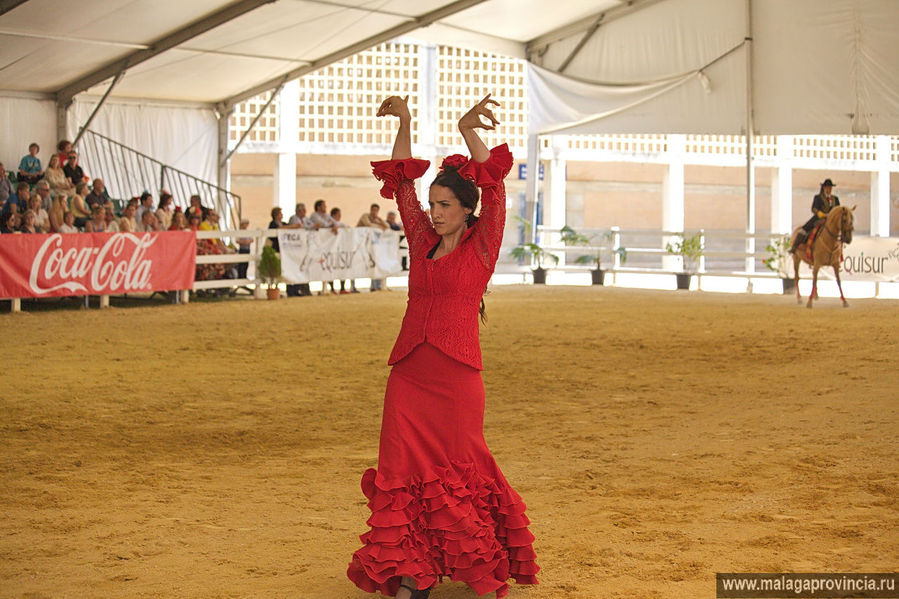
[346,144,539,597]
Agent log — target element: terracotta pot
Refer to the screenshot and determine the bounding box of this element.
[266,287,280,300]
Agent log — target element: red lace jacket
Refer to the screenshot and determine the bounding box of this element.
[371,144,514,370]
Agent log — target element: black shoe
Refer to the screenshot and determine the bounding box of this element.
[399,583,431,598]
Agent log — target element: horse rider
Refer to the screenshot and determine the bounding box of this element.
[789,178,840,254]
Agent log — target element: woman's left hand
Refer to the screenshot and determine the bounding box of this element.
[459,94,500,132]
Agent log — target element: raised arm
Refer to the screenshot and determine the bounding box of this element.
[456,95,513,270]
[372,95,436,259]
[458,94,498,164]
[377,95,412,160]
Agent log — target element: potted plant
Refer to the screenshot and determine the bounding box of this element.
[511,242,559,284]
[665,233,703,290]
[762,235,794,294]
[257,245,282,300]
[560,225,627,285]
[511,216,558,284]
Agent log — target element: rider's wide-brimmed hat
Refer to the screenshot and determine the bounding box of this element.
[821,178,836,187]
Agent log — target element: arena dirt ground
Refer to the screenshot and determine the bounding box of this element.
[1,286,897,599]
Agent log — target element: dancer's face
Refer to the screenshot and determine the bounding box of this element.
[429,184,471,237]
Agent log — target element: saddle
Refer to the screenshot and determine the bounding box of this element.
[805,222,825,261]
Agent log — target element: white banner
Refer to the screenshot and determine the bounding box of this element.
[277,228,402,284]
[839,237,899,282]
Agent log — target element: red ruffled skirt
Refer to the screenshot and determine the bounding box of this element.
[347,343,539,597]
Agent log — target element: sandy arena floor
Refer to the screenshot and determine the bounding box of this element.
[1,286,897,599]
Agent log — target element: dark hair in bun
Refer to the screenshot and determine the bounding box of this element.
[431,164,479,226]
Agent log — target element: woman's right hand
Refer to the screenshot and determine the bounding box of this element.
[377,95,411,121]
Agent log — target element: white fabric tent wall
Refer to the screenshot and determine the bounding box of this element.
[529,0,899,136]
[0,96,58,173]
[0,96,217,186]
[68,99,218,183]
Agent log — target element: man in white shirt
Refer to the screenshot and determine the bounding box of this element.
[309,199,338,234]
[288,202,313,229]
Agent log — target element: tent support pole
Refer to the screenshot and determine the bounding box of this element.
[72,70,123,148]
[223,82,284,165]
[744,0,755,276]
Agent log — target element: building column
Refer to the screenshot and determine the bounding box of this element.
[770,135,793,235]
[870,135,891,237]
[662,134,686,271]
[545,135,568,264]
[524,134,540,244]
[274,79,299,213]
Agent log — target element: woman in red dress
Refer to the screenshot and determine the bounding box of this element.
[346,95,539,599]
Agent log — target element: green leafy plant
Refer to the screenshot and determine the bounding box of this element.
[257,245,282,288]
[511,216,559,270]
[763,235,791,278]
[665,234,703,274]
[560,225,627,269]
[511,243,559,269]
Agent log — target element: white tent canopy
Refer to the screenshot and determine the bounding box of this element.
[1,0,897,184]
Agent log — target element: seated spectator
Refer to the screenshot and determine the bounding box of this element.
[288,202,313,229]
[85,178,111,210]
[58,211,79,233]
[28,195,50,233]
[135,191,154,223]
[48,194,68,232]
[43,154,75,198]
[104,205,120,232]
[18,209,39,233]
[56,140,72,169]
[63,151,86,186]
[137,209,160,232]
[199,208,222,232]
[1,210,18,234]
[118,204,137,232]
[169,207,187,231]
[185,194,208,222]
[155,192,174,230]
[2,182,29,216]
[0,163,13,206]
[190,211,225,281]
[267,206,304,252]
[386,210,403,231]
[85,206,106,233]
[70,182,91,228]
[309,199,338,234]
[18,143,43,185]
[357,203,388,230]
[34,180,53,212]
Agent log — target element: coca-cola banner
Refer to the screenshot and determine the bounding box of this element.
[278,228,401,284]
[0,232,196,298]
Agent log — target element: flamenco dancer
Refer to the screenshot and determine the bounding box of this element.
[346,94,539,598]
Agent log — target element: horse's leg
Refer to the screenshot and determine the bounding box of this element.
[807,264,818,309]
[834,264,848,308]
[793,253,802,304]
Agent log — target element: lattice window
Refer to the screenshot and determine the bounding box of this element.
[229,91,279,143]
[794,135,878,161]
[296,42,421,146]
[436,46,528,153]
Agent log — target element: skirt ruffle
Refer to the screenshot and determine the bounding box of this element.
[347,460,539,598]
